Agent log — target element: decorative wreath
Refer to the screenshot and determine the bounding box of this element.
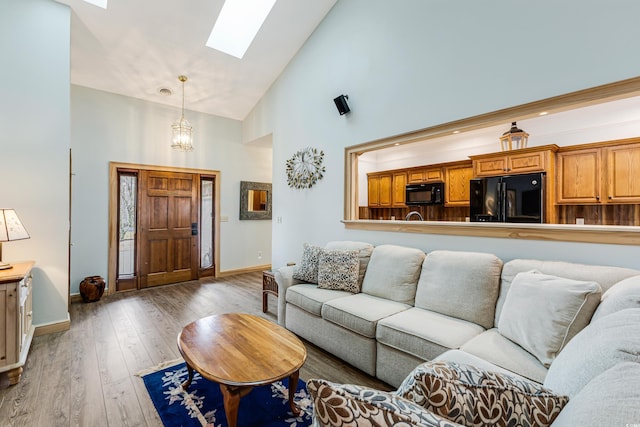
[286,147,326,189]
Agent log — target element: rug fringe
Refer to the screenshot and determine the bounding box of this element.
[135,358,184,377]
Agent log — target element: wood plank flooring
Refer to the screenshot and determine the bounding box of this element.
[0,272,392,426]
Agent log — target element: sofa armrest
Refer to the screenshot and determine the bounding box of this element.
[307,378,464,427]
[274,265,303,326]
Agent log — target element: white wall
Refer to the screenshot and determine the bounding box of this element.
[70,85,272,294]
[244,0,640,270]
[0,0,70,325]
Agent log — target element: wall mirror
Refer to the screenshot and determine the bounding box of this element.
[240,181,272,220]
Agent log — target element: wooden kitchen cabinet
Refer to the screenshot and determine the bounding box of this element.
[606,143,640,203]
[556,148,602,204]
[444,162,473,207]
[391,171,407,207]
[0,261,35,385]
[558,141,640,204]
[472,145,558,177]
[367,173,392,207]
[407,167,443,183]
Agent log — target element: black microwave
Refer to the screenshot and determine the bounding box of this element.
[405,182,444,205]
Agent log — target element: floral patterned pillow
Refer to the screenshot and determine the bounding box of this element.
[292,243,322,283]
[317,249,360,293]
[395,361,568,427]
[307,378,465,427]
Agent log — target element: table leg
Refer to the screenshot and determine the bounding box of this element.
[287,370,301,416]
[220,384,243,427]
[262,291,268,313]
[181,363,194,390]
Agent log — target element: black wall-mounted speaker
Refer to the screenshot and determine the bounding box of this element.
[333,94,350,115]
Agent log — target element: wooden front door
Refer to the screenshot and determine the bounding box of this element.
[138,170,198,288]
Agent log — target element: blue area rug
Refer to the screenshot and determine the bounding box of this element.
[140,361,314,427]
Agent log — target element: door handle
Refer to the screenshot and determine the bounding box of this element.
[191,222,198,236]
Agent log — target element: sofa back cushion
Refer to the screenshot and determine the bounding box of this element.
[549,362,640,427]
[324,241,374,289]
[495,259,639,325]
[361,244,425,305]
[591,274,640,322]
[543,308,640,398]
[414,250,503,329]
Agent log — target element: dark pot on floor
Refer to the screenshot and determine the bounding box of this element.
[80,275,106,303]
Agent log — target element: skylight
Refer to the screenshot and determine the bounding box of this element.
[206,0,277,59]
[83,0,107,9]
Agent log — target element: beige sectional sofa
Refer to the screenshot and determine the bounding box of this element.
[275,241,640,425]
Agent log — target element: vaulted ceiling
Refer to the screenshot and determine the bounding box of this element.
[55,0,336,120]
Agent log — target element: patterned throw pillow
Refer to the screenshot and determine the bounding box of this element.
[396,361,568,427]
[292,243,322,283]
[307,378,464,427]
[317,249,360,293]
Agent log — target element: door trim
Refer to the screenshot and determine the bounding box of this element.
[108,162,221,295]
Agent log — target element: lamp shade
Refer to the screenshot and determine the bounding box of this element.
[0,209,30,241]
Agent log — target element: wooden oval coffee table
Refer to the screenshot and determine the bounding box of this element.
[177,313,307,427]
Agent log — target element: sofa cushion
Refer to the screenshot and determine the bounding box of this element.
[396,361,567,427]
[498,271,601,367]
[292,243,322,283]
[285,284,352,316]
[495,259,639,325]
[376,308,485,360]
[322,293,410,338]
[414,250,502,329]
[460,329,548,383]
[317,249,360,293]
[361,244,425,304]
[325,240,374,288]
[434,350,528,380]
[592,274,640,321]
[549,362,640,427]
[543,308,640,398]
[308,378,464,427]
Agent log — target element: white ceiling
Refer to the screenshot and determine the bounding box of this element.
[55,0,336,120]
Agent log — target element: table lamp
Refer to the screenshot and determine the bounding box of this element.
[0,209,30,270]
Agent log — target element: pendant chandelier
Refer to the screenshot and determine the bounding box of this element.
[171,75,194,152]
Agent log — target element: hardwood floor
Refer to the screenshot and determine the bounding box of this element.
[0,272,392,426]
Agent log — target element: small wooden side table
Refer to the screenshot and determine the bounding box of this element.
[262,270,278,313]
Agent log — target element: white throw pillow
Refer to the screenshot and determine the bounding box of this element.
[498,271,601,367]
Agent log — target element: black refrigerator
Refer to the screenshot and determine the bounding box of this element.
[470,172,545,223]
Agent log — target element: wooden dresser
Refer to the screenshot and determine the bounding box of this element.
[0,261,35,385]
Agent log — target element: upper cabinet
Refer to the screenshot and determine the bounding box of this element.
[557,139,640,204]
[471,145,559,177]
[407,167,443,184]
[444,162,473,207]
[606,143,640,203]
[557,148,602,204]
